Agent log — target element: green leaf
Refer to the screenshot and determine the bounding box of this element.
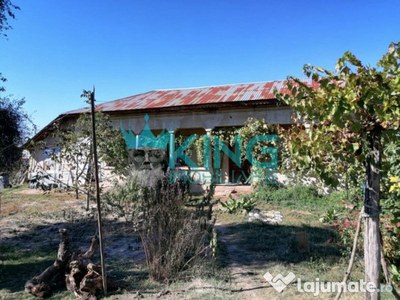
[350,122,362,132]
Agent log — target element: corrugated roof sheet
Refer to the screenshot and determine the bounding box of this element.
[65,79,317,115]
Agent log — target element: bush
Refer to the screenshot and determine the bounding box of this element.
[332,211,362,250]
[103,168,168,222]
[333,210,400,286]
[139,179,214,282]
[105,170,216,282]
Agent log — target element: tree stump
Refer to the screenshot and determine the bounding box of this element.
[25,229,105,299]
[24,228,71,298]
[66,237,103,299]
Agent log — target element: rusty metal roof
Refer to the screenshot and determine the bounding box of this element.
[65,79,316,115]
[32,79,316,142]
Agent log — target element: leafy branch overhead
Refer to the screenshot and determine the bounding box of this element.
[0,0,20,38]
[275,42,400,187]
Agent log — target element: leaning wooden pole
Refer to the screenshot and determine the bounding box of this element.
[90,87,107,295]
[334,207,364,300]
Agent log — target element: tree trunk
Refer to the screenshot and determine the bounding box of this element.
[25,230,107,299]
[24,229,71,298]
[364,127,382,300]
[66,237,102,300]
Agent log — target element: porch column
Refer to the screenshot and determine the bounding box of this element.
[204,128,213,171]
[169,130,175,169]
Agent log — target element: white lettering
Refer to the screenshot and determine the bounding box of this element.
[348,281,358,293]
[366,282,376,293]
[303,281,314,293]
[297,279,304,293]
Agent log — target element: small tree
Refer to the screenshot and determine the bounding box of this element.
[52,108,127,199]
[275,42,400,300]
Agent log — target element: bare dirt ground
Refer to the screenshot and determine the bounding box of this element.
[216,223,271,300]
[1,186,395,300]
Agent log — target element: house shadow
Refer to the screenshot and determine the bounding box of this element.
[0,219,146,294]
[215,221,341,268]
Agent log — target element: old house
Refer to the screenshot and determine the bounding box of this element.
[29,80,316,192]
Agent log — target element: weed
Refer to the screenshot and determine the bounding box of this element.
[307,255,329,273]
[219,195,256,214]
[391,265,400,284]
[319,208,341,223]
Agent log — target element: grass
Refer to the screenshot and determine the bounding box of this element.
[214,184,396,300]
[0,184,397,299]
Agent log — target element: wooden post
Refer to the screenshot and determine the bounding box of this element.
[364,127,382,300]
[90,87,107,295]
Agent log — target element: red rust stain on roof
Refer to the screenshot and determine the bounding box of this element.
[64,80,315,115]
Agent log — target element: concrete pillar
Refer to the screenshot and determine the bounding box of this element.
[169,130,175,169]
[204,128,213,171]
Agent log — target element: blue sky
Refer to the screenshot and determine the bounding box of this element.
[1,0,399,132]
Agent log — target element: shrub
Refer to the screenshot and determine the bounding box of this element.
[103,177,139,222]
[220,195,256,214]
[332,211,362,250]
[333,210,400,286]
[105,171,216,282]
[103,169,163,222]
[139,179,215,282]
